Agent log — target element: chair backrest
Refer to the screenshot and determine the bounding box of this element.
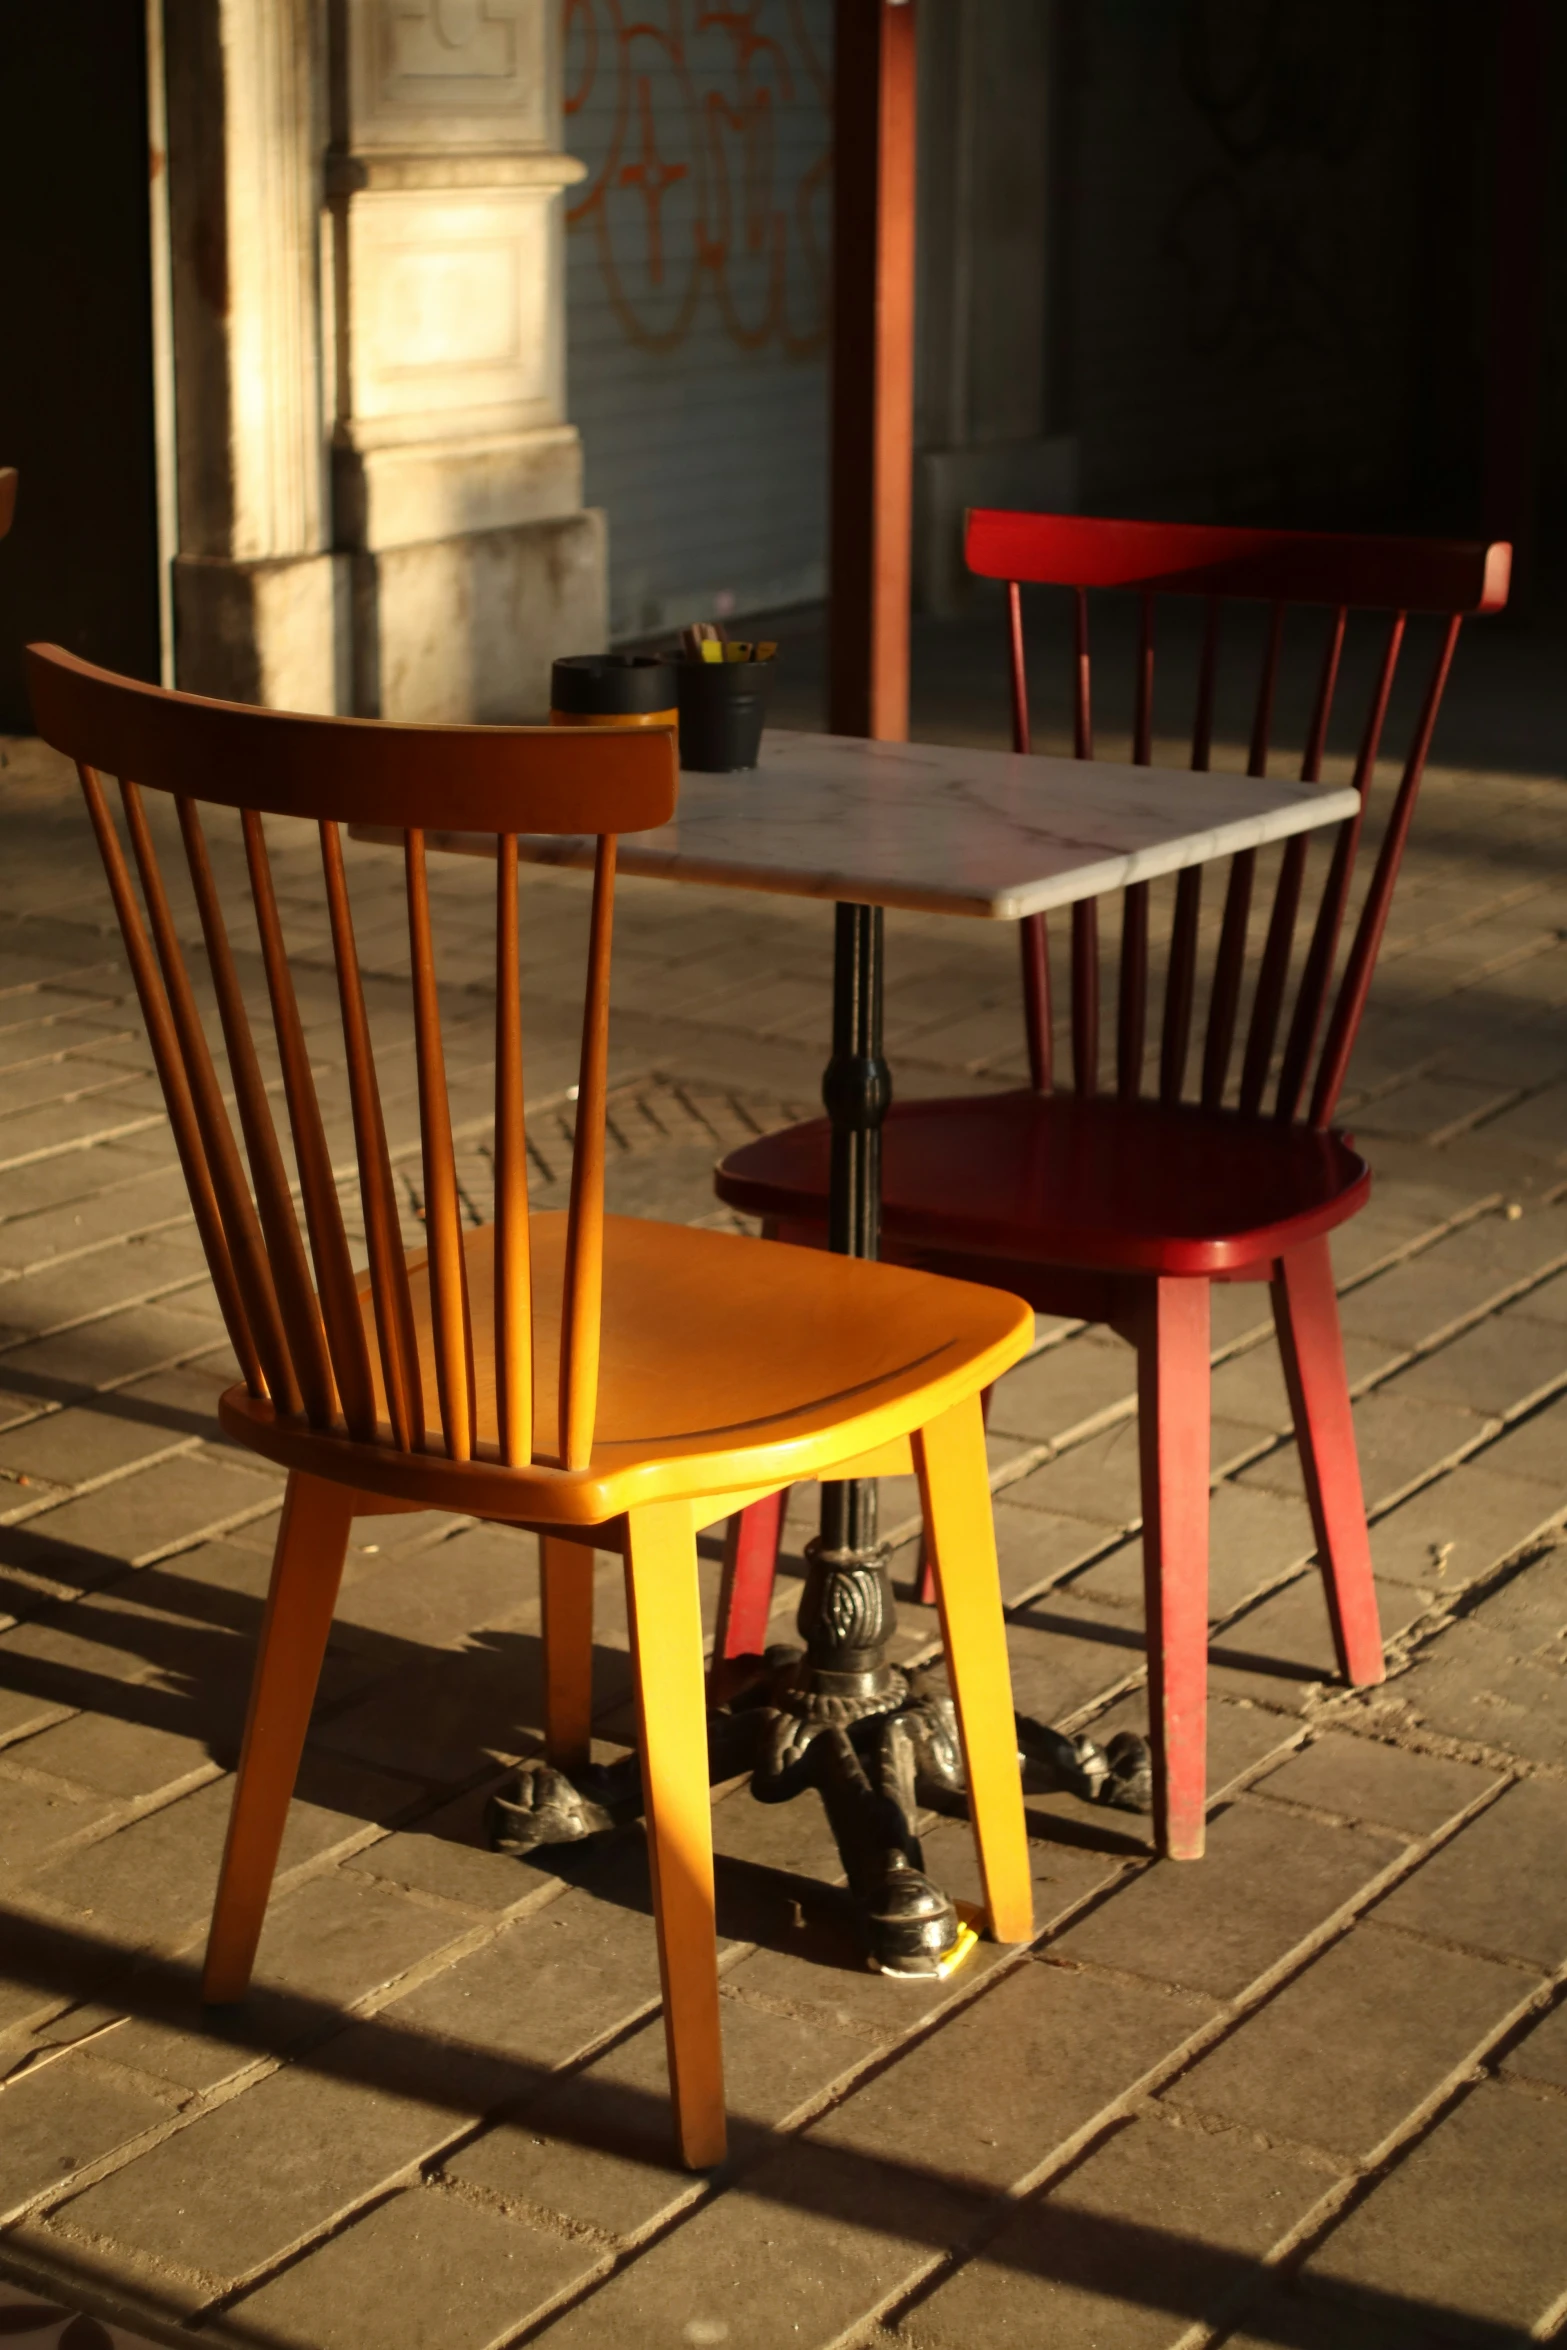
[0,469,16,539]
[24,645,677,1471]
[965,511,1510,1129]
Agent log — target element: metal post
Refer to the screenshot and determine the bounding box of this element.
[828,0,918,744]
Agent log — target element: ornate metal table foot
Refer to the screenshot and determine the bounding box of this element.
[485,1526,1154,1977]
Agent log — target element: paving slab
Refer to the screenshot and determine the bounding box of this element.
[26,2051,481,2310]
[1472,1390,1567,1485]
[899,2112,1332,2350]
[2,1716,211,1810]
[220,2184,601,2350]
[519,2137,989,2350]
[23,1755,418,1947]
[1165,1919,1537,2159]
[1302,2079,1567,2337]
[809,1957,1214,2194]
[1373,1777,1567,1969]
[382,1874,670,2079]
[989,1497,1111,1602]
[446,1989,873,2244]
[1389,1616,1567,1767]
[1235,1389,1488,1513]
[1462,1537,1567,1649]
[343,1783,566,1916]
[1054,1800,1403,2000]
[1069,1482,1318,1621]
[0,2053,175,2225]
[2,1451,283,1584]
[986,1332,1135,1444]
[330,1521,543,1652]
[247,1868,480,2009]
[999,1592,1147,1721]
[1367,1459,1563,1590]
[0,1774,121,1875]
[1499,1996,1567,2090]
[1392,1308,1567,1417]
[1250,1731,1500,1839]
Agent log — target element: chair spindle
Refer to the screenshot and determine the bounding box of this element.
[559,836,617,1471]
[1069,587,1098,1095]
[119,782,301,1415]
[1010,578,1053,1095]
[494,834,534,1467]
[1274,614,1406,1124]
[320,819,425,1451]
[76,767,264,1397]
[405,831,477,1462]
[242,810,378,1441]
[1116,594,1156,1099]
[1310,616,1463,1129]
[1237,608,1350,1115]
[175,801,337,1427]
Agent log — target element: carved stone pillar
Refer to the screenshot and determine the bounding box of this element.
[162,0,605,719]
[329,0,606,719]
[166,0,348,710]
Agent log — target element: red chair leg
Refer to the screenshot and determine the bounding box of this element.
[715,1489,787,1659]
[916,1382,994,1605]
[1133,1277,1211,1862]
[1271,1239,1385,1688]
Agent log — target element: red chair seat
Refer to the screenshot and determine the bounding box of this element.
[716,1091,1370,1278]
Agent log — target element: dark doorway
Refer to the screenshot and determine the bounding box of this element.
[0,2,161,733]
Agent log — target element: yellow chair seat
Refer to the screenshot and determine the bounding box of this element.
[221,1211,1034,1524]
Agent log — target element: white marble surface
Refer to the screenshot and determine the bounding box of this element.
[370,729,1360,920]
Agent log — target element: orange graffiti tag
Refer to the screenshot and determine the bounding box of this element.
[564,0,830,357]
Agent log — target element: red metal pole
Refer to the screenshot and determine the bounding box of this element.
[828,0,917,743]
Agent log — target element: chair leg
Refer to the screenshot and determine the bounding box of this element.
[916,1382,993,1606]
[913,1395,1033,1946]
[203,1470,356,2002]
[624,1498,726,2170]
[1272,1240,1385,1688]
[540,1534,595,1772]
[714,1488,787,1660]
[1134,1276,1211,1862]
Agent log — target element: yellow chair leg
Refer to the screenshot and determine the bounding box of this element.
[203,1470,356,2002]
[623,1498,727,2170]
[914,1397,1034,1946]
[540,1533,594,1772]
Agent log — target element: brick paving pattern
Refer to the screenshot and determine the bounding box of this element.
[0,656,1563,2349]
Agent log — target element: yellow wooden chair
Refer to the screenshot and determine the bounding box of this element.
[26,644,1036,2169]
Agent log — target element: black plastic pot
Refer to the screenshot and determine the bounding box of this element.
[675,658,773,772]
[549,653,676,725]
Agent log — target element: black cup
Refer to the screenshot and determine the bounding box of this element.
[550,652,675,723]
[675,658,773,772]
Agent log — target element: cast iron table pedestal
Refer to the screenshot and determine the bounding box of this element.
[490,902,1145,1976]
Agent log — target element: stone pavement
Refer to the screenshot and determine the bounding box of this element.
[0,615,1564,2350]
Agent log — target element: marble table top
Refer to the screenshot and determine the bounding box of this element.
[358,729,1360,921]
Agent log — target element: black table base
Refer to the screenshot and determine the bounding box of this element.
[488,904,1151,1973]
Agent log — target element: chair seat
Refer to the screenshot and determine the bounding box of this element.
[220,1210,1034,1523]
[715,1091,1372,1277]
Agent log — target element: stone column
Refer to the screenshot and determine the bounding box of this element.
[329,0,606,719]
[166,0,347,710]
[163,0,606,719]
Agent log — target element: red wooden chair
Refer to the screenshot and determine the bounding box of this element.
[713,511,1510,1861]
